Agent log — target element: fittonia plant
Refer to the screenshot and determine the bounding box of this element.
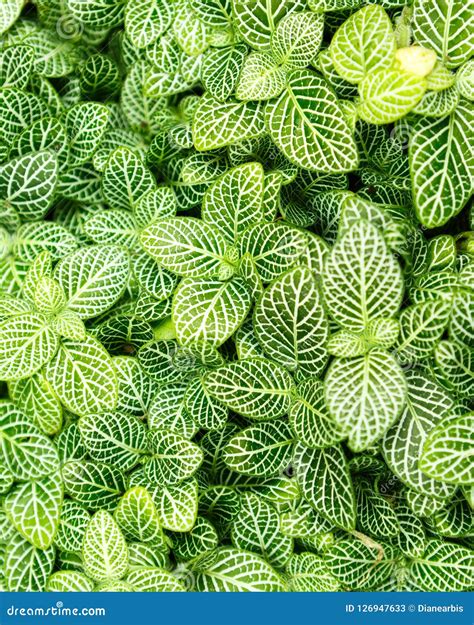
[0,0,472,594]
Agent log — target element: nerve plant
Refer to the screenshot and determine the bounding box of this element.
[0,0,473,593]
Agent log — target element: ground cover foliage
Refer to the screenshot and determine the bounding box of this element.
[0,0,473,593]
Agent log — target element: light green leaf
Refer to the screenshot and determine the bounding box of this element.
[102,147,156,211]
[325,348,407,452]
[235,52,287,101]
[8,372,62,435]
[266,69,359,173]
[322,220,403,332]
[0,150,58,221]
[204,357,294,421]
[201,44,247,102]
[55,244,130,320]
[0,402,60,481]
[420,413,474,485]
[223,419,294,477]
[47,571,95,592]
[173,277,252,347]
[0,0,23,36]
[66,103,109,167]
[114,486,164,544]
[330,5,396,84]
[294,442,356,530]
[408,540,474,591]
[254,266,329,375]
[152,478,199,531]
[193,94,265,151]
[202,162,264,243]
[54,499,90,553]
[125,567,185,591]
[271,11,324,69]
[141,217,229,278]
[66,0,125,27]
[358,69,426,125]
[412,0,473,69]
[383,369,457,499]
[125,0,174,49]
[0,313,59,381]
[45,334,117,417]
[192,546,287,591]
[410,101,473,228]
[5,473,63,549]
[82,511,129,582]
[287,553,340,592]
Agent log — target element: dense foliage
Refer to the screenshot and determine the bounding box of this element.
[0,0,473,593]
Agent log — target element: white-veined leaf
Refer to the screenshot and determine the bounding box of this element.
[125,0,174,49]
[102,147,156,211]
[322,220,403,332]
[235,52,287,101]
[8,372,62,435]
[145,430,203,485]
[55,244,130,319]
[45,334,117,417]
[65,103,109,167]
[125,567,185,591]
[294,442,356,530]
[271,11,324,69]
[5,473,63,549]
[254,266,329,376]
[82,511,129,582]
[204,358,294,421]
[287,552,340,592]
[266,69,359,173]
[47,571,94,592]
[408,540,474,591]
[114,486,164,544]
[173,277,252,347]
[419,413,474,485]
[325,348,407,452]
[330,5,396,84]
[62,461,127,511]
[5,533,55,592]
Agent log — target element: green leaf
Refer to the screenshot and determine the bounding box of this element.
[78,412,149,471]
[271,11,324,69]
[47,571,95,592]
[173,277,252,347]
[235,52,287,101]
[0,150,58,221]
[412,0,473,69]
[201,45,247,102]
[294,442,356,530]
[254,266,329,376]
[55,244,130,320]
[204,357,294,421]
[145,430,203,485]
[13,222,78,263]
[0,313,59,381]
[325,348,407,452]
[288,552,340,592]
[66,0,125,27]
[231,0,306,50]
[0,0,23,36]
[238,222,307,283]
[54,500,90,553]
[125,0,174,49]
[408,539,474,591]
[114,486,164,544]
[358,69,426,125]
[410,101,473,228]
[193,94,265,151]
[82,510,129,582]
[223,419,294,477]
[141,217,229,278]
[62,461,126,511]
[355,479,399,538]
[152,478,199,531]
[66,103,109,167]
[419,413,474,485]
[5,533,55,592]
[202,162,264,243]
[266,69,358,173]
[192,546,287,591]
[383,369,457,499]
[102,147,156,211]
[8,372,62,435]
[330,5,396,84]
[45,334,117,417]
[125,567,185,591]
[325,538,396,590]
[232,493,293,567]
[290,378,344,448]
[171,516,218,562]
[322,220,403,332]
[5,473,63,549]
[0,402,60,481]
